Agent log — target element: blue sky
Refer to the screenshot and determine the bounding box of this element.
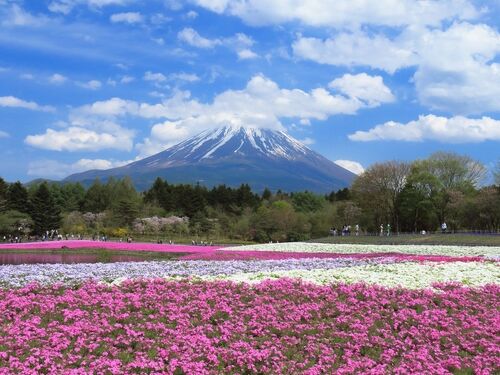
[0,0,499,182]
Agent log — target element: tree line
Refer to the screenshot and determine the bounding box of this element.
[0,152,498,242]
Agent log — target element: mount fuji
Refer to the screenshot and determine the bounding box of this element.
[64,126,356,192]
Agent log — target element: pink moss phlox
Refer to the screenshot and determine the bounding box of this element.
[0,279,498,374]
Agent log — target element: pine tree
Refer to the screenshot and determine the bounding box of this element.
[31,183,62,235]
[7,181,30,213]
[0,177,8,213]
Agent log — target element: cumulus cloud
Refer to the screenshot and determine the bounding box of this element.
[135,74,393,156]
[329,73,395,107]
[191,0,478,28]
[349,115,500,143]
[178,27,221,48]
[0,130,9,138]
[28,158,133,179]
[110,12,143,24]
[77,80,102,90]
[120,75,134,84]
[70,73,393,157]
[294,23,500,114]
[293,32,414,74]
[186,10,198,19]
[334,160,365,175]
[25,125,134,152]
[49,73,67,84]
[169,72,200,82]
[237,49,258,60]
[144,71,167,83]
[0,96,55,112]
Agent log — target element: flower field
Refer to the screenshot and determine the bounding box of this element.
[0,241,499,373]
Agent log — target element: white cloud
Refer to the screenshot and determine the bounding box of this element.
[237,49,258,60]
[298,137,314,146]
[133,74,393,156]
[150,13,172,25]
[169,72,200,82]
[144,71,199,85]
[411,23,500,114]
[28,158,133,179]
[335,160,365,175]
[177,28,255,60]
[294,22,500,114]
[329,73,395,107]
[77,80,102,90]
[2,4,47,27]
[110,12,143,24]
[48,0,129,14]
[349,115,500,143]
[293,32,414,74]
[20,73,34,80]
[144,71,167,83]
[49,73,68,84]
[120,75,134,84]
[191,0,478,28]
[186,10,198,19]
[0,130,9,138]
[0,96,55,112]
[25,124,134,152]
[178,27,221,48]
[77,97,139,117]
[71,74,394,157]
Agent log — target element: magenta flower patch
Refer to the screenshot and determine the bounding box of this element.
[0,279,498,374]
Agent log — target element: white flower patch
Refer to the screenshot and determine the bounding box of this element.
[225,242,500,257]
[205,262,500,289]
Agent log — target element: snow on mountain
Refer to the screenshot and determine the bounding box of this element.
[65,126,356,192]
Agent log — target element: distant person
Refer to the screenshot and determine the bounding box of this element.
[441,222,447,234]
[355,224,359,236]
[380,224,384,237]
[386,224,391,237]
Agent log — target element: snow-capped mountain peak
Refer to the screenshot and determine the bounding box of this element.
[165,125,309,162]
[65,126,356,193]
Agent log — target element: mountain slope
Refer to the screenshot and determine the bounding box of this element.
[64,126,356,192]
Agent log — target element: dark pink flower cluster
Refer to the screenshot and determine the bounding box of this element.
[0,240,217,254]
[0,279,498,374]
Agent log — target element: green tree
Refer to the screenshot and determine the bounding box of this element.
[82,179,111,213]
[115,199,139,227]
[291,191,325,212]
[0,177,8,213]
[7,181,30,213]
[352,161,410,232]
[408,152,485,225]
[30,183,62,235]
